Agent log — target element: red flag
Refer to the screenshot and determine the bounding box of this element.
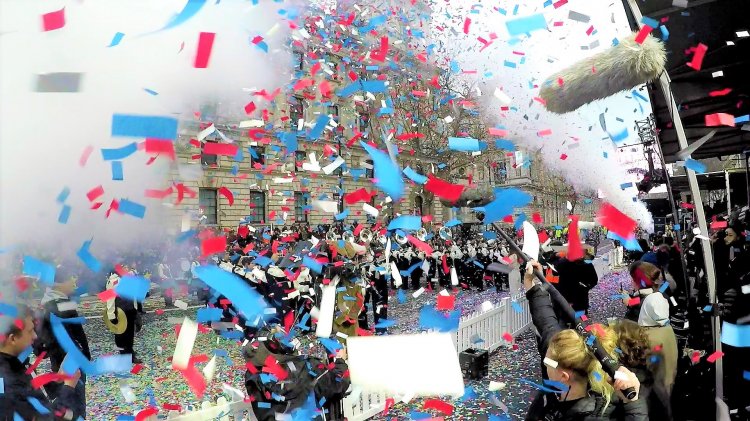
[567,215,584,260]
[425,174,465,203]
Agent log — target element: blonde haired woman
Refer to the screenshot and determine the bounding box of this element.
[524,261,648,420]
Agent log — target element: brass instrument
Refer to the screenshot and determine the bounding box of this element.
[359,228,373,243]
[416,228,428,241]
[439,226,452,240]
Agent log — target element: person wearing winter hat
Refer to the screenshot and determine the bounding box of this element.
[637,292,678,395]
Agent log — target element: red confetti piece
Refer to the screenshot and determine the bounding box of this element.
[87,185,104,202]
[424,399,454,415]
[42,8,65,32]
[144,139,176,160]
[502,332,514,342]
[537,129,552,136]
[407,235,433,255]
[709,88,732,97]
[25,351,47,375]
[596,202,637,239]
[705,113,735,127]
[532,212,543,224]
[263,355,289,381]
[218,186,234,206]
[488,128,508,137]
[634,25,653,44]
[553,0,568,8]
[145,187,174,199]
[31,373,69,389]
[203,142,239,156]
[194,32,216,68]
[163,403,181,411]
[97,289,117,302]
[135,406,159,421]
[567,215,583,260]
[382,398,395,416]
[201,236,226,257]
[436,294,455,311]
[687,43,708,71]
[559,153,568,160]
[244,102,256,115]
[425,174,465,203]
[586,25,594,36]
[707,351,724,363]
[463,18,471,34]
[627,297,641,307]
[344,188,374,205]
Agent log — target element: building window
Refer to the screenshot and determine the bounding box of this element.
[201,140,218,166]
[294,192,308,223]
[328,105,339,124]
[495,162,507,184]
[358,113,369,133]
[247,191,265,223]
[294,150,307,170]
[333,193,342,213]
[365,159,374,178]
[293,51,305,70]
[199,188,218,225]
[289,96,304,131]
[252,146,265,166]
[414,196,423,216]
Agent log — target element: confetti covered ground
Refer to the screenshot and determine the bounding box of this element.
[77,252,630,420]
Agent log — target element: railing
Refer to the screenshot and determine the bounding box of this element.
[343,292,532,421]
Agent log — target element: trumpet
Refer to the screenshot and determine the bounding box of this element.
[439,226,452,240]
[359,228,373,243]
[342,230,355,244]
[416,228,428,241]
[394,232,408,245]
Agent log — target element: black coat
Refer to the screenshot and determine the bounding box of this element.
[0,352,82,420]
[36,297,91,370]
[554,259,598,313]
[525,285,649,421]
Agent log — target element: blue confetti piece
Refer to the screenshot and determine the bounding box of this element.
[620,182,633,190]
[361,80,387,93]
[586,335,596,346]
[419,306,460,332]
[721,322,750,347]
[111,161,124,181]
[482,231,497,240]
[50,314,92,374]
[735,114,749,124]
[743,370,750,381]
[673,224,681,231]
[115,276,150,302]
[23,256,56,284]
[505,13,547,36]
[18,346,33,363]
[659,282,669,294]
[592,371,602,382]
[361,141,403,201]
[659,25,669,41]
[302,256,323,274]
[111,114,178,140]
[503,60,517,68]
[253,256,273,268]
[56,187,70,203]
[197,307,223,323]
[494,139,516,150]
[403,166,427,184]
[143,88,159,96]
[118,199,146,218]
[194,266,269,325]
[158,0,207,31]
[641,16,660,28]
[374,318,396,328]
[257,402,272,409]
[176,229,196,243]
[606,232,642,251]
[101,143,139,161]
[543,379,570,392]
[27,397,50,415]
[511,301,523,313]
[58,205,71,224]
[608,127,629,144]
[684,158,707,174]
[518,378,561,393]
[397,289,407,304]
[408,411,432,420]
[220,330,244,340]
[76,240,102,272]
[108,32,125,47]
[0,303,18,318]
[482,188,532,224]
[574,310,586,319]
[388,215,422,231]
[93,354,132,375]
[319,337,343,354]
[514,212,527,231]
[308,114,330,140]
[445,218,462,227]
[334,208,350,221]
[461,386,477,401]
[448,137,486,152]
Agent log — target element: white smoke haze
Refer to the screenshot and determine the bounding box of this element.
[0,0,295,259]
[428,0,654,231]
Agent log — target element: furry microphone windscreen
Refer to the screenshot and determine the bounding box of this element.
[539,32,666,114]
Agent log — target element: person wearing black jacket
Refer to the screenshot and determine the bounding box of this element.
[0,305,83,420]
[35,270,90,418]
[243,325,350,420]
[523,261,648,421]
[554,253,599,315]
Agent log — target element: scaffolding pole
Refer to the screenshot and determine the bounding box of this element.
[624,0,723,409]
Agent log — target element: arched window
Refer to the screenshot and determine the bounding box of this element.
[414,196,424,216]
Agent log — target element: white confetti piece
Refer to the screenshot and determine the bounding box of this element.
[202,356,217,383]
[315,281,337,338]
[172,317,198,370]
[412,287,425,298]
[173,299,188,310]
